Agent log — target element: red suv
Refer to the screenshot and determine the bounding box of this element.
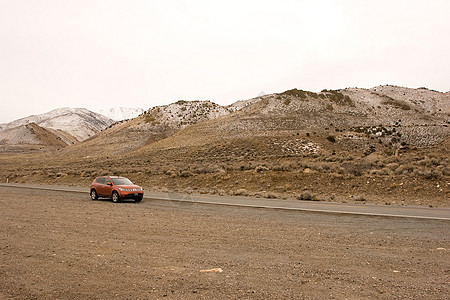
[90,176,144,203]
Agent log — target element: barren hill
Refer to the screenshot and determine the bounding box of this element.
[134,85,449,152]
[1,86,449,206]
[0,107,114,142]
[60,100,231,156]
[0,123,77,152]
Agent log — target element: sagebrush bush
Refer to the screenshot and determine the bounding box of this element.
[255,166,269,173]
[386,163,399,170]
[354,195,366,201]
[326,136,336,143]
[298,191,316,201]
[421,170,441,180]
[179,170,194,178]
[442,167,450,176]
[234,189,249,196]
[394,164,415,175]
[379,168,393,176]
[266,192,278,199]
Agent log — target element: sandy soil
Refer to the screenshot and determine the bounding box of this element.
[0,187,449,299]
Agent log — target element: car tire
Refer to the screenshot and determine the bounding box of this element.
[90,189,98,200]
[112,191,120,203]
[135,197,142,203]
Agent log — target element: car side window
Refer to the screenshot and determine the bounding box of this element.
[96,178,105,184]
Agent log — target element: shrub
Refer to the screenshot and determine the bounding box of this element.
[394,164,414,175]
[342,162,370,176]
[266,192,278,199]
[179,170,194,178]
[381,96,411,110]
[234,189,249,196]
[438,167,450,177]
[144,115,156,123]
[378,168,392,176]
[298,191,316,201]
[386,163,399,170]
[354,195,366,201]
[326,136,336,143]
[255,166,269,173]
[421,170,441,180]
[325,90,354,106]
[281,89,318,99]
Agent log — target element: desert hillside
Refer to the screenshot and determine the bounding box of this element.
[59,100,230,156]
[0,107,114,142]
[0,123,77,152]
[1,85,449,206]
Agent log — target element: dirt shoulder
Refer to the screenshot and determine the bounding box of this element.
[1,187,449,299]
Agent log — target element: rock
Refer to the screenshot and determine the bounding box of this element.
[200,268,223,273]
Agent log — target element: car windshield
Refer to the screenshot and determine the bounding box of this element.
[111,178,133,186]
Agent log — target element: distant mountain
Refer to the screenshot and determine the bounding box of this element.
[0,108,114,142]
[0,122,77,152]
[96,107,144,121]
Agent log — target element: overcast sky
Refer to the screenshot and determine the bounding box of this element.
[1,0,449,123]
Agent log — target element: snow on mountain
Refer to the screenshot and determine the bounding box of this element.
[143,100,230,131]
[96,107,144,121]
[0,108,115,141]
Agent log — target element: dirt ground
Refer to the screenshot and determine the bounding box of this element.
[0,187,449,299]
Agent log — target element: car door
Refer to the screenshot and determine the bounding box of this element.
[104,177,113,196]
[96,177,107,196]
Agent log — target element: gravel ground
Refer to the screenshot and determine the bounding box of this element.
[0,187,449,299]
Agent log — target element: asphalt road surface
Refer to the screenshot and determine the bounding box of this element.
[1,183,449,220]
[0,184,449,299]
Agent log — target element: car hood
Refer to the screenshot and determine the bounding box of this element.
[116,185,142,189]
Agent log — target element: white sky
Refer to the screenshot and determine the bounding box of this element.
[1,0,449,123]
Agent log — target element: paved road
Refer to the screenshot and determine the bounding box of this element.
[1,183,449,220]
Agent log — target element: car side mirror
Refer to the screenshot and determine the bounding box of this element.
[107,182,112,186]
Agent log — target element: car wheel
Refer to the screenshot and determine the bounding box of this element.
[135,197,142,203]
[112,191,120,203]
[90,189,98,200]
